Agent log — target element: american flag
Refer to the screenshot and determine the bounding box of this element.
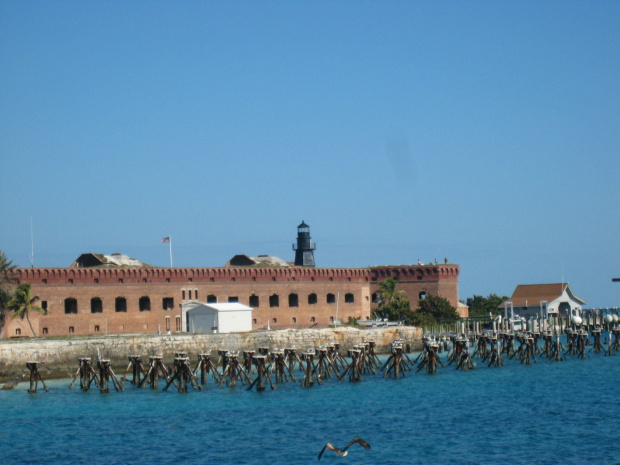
[161,237,170,243]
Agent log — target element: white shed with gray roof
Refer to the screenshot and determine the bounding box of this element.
[181,302,253,334]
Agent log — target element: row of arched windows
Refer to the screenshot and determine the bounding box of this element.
[205,292,356,308]
[59,291,357,314]
[371,291,427,303]
[63,296,175,314]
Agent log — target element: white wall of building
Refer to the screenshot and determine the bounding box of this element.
[182,302,252,334]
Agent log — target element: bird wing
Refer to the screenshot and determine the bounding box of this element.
[344,437,371,451]
[318,443,340,460]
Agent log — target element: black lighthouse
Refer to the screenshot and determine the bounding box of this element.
[293,221,316,267]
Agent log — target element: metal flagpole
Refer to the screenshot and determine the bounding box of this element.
[169,236,173,268]
[162,236,173,267]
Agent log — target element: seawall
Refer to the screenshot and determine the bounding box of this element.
[0,326,422,380]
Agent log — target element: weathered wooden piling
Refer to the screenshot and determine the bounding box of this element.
[139,355,170,389]
[551,332,565,361]
[339,347,365,382]
[591,327,604,354]
[382,341,411,379]
[26,361,48,394]
[194,352,222,386]
[218,349,229,373]
[474,334,490,360]
[500,333,516,359]
[271,349,297,383]
[326,343,348,373]
[247,355,275,391]
[515,334,537,365]
[531,331,541,355]
[219,351,251,388]
[300,350,321,387]
[243,350,256,373]
[313,346,339,380]
[484,335,503,367]
[69,357,100,391]
[164,355,202,392]
[98,359,124,393]
[456,340,475,371]
[362,340,382,374]
[610,329,619,355]
[415,338,444,374]
[125,355,146,386]
[285,347,303,373]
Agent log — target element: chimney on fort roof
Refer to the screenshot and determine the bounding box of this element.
[292,220,316,267]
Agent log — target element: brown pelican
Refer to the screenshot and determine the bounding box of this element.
[318,437,371,460]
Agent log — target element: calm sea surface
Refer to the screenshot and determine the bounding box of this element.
[2,346,620,465]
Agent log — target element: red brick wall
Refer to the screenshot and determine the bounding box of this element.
[369,265,460,309]
[2,265,458,338]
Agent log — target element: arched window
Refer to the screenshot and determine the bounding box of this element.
[288,293,299,307]
[162,297,174,310]
[249,295,259,307]
[115,297,127,312]
[139,296,151,312]
[91,297,102,313]
[207,294,217,303]
[419,291,426,299]
[269,294,279,308]
[327,293,336,304]
[308,293,317,305]
[64,298,78,314]
[345,293,354,303]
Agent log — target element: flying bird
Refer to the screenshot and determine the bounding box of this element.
[318,437,371,460]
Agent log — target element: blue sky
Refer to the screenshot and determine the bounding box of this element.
[1,2,618,307]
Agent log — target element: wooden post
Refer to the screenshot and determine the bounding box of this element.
[26,361,48,394]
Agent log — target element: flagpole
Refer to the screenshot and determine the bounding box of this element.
[30,217,34,268]
[169,236,173,268]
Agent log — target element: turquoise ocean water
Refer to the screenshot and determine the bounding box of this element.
[1,346,619,465]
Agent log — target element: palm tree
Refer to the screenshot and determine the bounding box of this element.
[7,282,47,337]
[373,278,413,322]
[0,251,18,336]
[376,277,397,307]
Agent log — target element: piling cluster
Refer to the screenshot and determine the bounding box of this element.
[16,309,620,394]
[46,339,414,394]
[419,309,620,375]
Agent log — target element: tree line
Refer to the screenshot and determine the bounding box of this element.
[371,277,509,326]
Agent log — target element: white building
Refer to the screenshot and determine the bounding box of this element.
[504,283,586,318]
[181,302,253,334]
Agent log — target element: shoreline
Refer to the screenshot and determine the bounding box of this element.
[0,326,422,381]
